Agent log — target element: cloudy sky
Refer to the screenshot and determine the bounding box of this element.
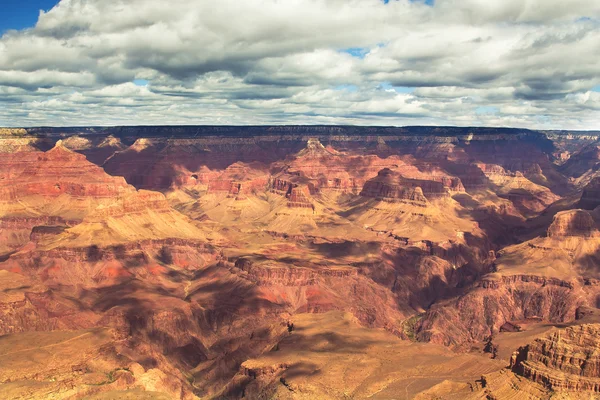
[0,0,599,129]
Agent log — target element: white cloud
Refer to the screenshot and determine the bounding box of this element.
[0,0,598,128]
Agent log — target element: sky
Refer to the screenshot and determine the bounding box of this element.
[0,0,59,32]
[0,0,599,129]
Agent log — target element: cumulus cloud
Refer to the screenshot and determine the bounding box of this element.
[0,0,598,128]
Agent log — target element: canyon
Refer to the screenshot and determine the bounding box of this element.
[1,126,600,399]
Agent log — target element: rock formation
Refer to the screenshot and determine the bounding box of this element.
[2,126,599,399]
[0,141,132,215]
[511,324,600,392]
[579,177,600,210]
[414,208,600,349]
[547,209,598,237]
[360,167,453,203]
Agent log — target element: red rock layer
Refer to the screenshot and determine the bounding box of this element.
[102,137,307,190]
[208,180,237,192]
[282,139,467,196]
[0,216,75,231]
[235,258,358,287]
[231,256,404,330]
[91,190,172,217]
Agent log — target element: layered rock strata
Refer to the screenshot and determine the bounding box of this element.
[511,324,600,392]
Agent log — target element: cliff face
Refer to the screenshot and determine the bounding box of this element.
[560,144,600,179]
[579,177,600,210]
[415,275,589,347]
[511,324,600,392]
[0,141,219,286]
[60,134,126,165]
[232,256,405,329]
[414,207,600,349]
[203,162,269,199]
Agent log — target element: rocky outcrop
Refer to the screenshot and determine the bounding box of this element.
[268,176,315,209]
[0,128,27,136]
[0,137,48,153]
[447,163,489,191]
[0,216,75,230]
[360,168,452,203]
[270,139,468,197]
[0,216,76,250]
[61,134,126,165]
[231,255,406,332]
[286,186,313,209]
[295,137,336,158]
[511,324,600,392]
[547,209,598,238]
[29,225,68,242]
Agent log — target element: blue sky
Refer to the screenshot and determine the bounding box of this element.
[0,0,58,33]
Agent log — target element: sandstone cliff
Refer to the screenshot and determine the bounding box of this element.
[511,324,600,392]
